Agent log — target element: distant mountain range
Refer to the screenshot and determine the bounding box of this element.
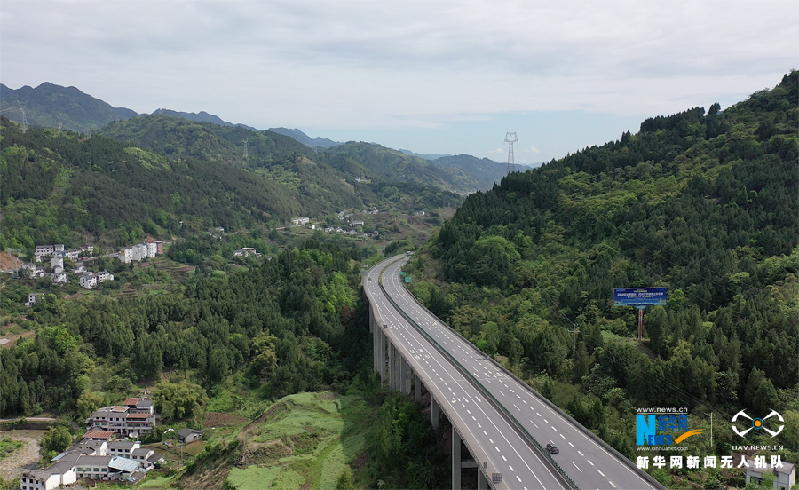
[399,149,452,161]
[268,127,342,148]
[0,82,253,134]
[0,81,509,191]
[153,108,256,130]
[0,82,136,133]
[428,154,508,190]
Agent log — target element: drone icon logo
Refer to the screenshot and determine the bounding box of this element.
[731,409,784,438]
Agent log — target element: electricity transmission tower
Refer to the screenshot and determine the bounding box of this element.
[17,100,28,133]
[504,132,518,173]
[242,138,249,160]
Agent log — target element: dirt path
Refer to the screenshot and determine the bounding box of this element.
[0,431,43,479]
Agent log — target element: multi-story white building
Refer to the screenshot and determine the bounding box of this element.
[118,242,158,264]
[21,263,47,278]
[85,398,155,437]
[34,244,65,262]
[20,433,155,490]
[79,274,98,289]
[19,463,76,490]
[26,293,45,306]
[96,271,114,282]
[52,272,68,284]
[50,256,64,271]
[133,243,147,262]
[292,217,310,225]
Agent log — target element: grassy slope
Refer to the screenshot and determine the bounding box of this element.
[143,391,372,490]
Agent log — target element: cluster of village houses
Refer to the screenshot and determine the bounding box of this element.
[22,241,164,294]
[291,211,377,238]
[19,397,202,490]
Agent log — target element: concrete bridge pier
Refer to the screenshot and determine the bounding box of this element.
[453,429,462,490]
[431,397,440,429]
[400,357,409,395]
[388,341,395,390]
[378,327,386,385]
[414,373,421,401]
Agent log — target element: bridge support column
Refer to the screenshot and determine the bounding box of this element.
[372,316,378,374]
[380,329,386,385]
[388,341,395,390]
[431,398,439,429]
[414,373,421,401]
[452,429,462,490]
[400,356,408,395]
[368,304,374,334]
[393,344,401,391]
[478,469,488,490]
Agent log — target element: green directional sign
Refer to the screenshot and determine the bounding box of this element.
[405,276,412,283]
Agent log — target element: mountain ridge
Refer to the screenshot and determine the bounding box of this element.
[268,127,342,148]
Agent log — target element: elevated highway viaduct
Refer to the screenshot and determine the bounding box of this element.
[365,256,666,490]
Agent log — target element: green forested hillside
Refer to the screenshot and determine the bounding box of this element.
[0,241,365,415]
[317,141,494,193]
[99,116,493,194]
[0,117,308,250]
[0,115,464,252]
[98,115,310,164]
[429,154,508,190]
[407,72,798,460]
[152,108,256,130]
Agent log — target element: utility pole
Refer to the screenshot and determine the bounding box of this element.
[568,324,580,354]
[504,132,517,174]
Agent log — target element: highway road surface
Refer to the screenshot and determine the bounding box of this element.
[380,257,662,490]
[366,257,569,490]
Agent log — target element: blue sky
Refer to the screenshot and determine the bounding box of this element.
[2,0,797,164]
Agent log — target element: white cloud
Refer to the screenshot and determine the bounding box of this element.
[489,148,504,154]
[529,146,541,154]
[0,0,795,154]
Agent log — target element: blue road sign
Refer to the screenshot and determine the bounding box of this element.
[613,288,667,306]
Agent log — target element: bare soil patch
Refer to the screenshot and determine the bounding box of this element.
[0,252,23,273]
[0,430,44,479]
[204,412,249,428]
[0,330,35,349]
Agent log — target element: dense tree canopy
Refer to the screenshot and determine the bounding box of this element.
[0,240,368,416]
[409,72,798,435]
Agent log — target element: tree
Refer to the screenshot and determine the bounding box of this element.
[751,378,779,415]
[153,380,208,421]
[335,467,354,490]
[41,426,72,454]
[76,391,106,419]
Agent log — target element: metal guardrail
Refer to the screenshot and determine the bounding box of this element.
[382,257,667,490]
[376,264,579,490]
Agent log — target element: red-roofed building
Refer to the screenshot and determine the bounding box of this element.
[83,430,115,441]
